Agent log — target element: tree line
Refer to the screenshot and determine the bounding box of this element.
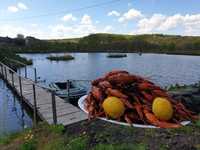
[0,33,200,55]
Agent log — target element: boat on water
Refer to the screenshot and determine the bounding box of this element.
[107,53,127,58]
[49,81,87,104]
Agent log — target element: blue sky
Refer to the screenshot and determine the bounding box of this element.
[0,0,200,39]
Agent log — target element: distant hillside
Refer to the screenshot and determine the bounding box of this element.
[0,33,200,55]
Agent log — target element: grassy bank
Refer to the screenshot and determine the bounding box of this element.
[0,120,200,150]
[0,49,32,68]
[47,55,74,61]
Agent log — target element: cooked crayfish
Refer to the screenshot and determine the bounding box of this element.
[85,70,198,128]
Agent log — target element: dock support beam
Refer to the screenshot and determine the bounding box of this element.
[4,67,7,80]
[34,68,37,83]
[51,91,57,125]
[33,84,37,127]
[19,76,23,99]
[0,64,3,76]
[25,66,27,78]
[18,68,21,76]
[67,80,70,101]
[11,71,14,87]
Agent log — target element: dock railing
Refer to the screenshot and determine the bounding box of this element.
[0,61,58,126]
[3,57,37,82]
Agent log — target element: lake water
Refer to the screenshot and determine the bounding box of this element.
[1,52,200,135]
[0,79,32,136]
[19,53,200,87]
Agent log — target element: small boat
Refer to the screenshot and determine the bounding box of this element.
[107,53,127,58]
[49,81,87,103]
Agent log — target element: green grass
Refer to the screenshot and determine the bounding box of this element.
[42,138,66,150]
[0,121,199,150]
[0,49,32,68]
[144,128,156,137]
[0,132,21,145]
[47,124,65,134]
[19,139,37,150]
[67,136,88,150]
[170,126,194,134]
[159,144,169,150]
[195,120,200,128]
[93,143,147,150]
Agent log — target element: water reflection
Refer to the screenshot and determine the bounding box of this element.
[0,79,32,136]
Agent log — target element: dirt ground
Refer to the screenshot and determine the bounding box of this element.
[66,119,200,150]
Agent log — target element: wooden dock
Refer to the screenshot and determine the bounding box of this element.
[0,62,87,126]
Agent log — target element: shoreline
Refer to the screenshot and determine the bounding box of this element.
[17,51,200,56]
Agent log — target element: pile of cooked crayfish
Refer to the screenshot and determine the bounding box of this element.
[85,70,198,128]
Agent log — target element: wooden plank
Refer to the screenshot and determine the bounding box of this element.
[39,104,76,114]
[47,111,87,125]
[37,102,73,111]
[41,107,80,119]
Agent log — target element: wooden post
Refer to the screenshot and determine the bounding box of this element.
[19,75,23,99]
[0,64,3,76]
[34,68,37,83]
[4,67,7,80]
[0,64,1,75]
[67,80,70,101]
[11,71,14,87]
[33,84,37,127]
[25,66,27,78]
[19,68,21,76]
[51,91,57,125]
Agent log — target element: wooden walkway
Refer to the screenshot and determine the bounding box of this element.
[0,62,87,126]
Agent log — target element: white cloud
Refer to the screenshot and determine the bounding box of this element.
[49,24,74,38]
[30,24,38,27]
[136,14,166,33]
[133,13,200,35]
[118,8,143,23]
[2,10,200,39]
[108,11,120,17]
[159,14,183,31]
[0,24,46,38]
[17,2,28,10]
[81,14,92,25]
[0,14,99,39]
[48,14,96,38]
[62,14,77,22]
[7,6,19,13]
[7,2,28,13]
[182,14,200,35]
[48,23,96,39]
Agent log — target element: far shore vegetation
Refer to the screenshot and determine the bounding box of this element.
[0,33,200,67]
[47,54,74,61]
[0,33,200,55]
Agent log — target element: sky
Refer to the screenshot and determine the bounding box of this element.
[0,0,200,39]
